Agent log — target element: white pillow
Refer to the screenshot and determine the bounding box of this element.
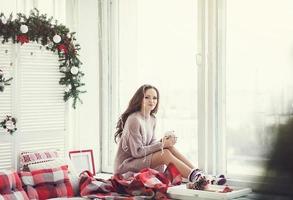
[19,150,59,170]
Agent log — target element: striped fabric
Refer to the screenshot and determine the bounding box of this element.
[20,165,73,200]
[0,170,29,200]
[19,151,59,170]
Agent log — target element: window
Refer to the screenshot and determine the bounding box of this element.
[101,0,293,187]
[224,0,293,178]
[101,0,199,172]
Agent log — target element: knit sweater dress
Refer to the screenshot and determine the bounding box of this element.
[114,112,163,174]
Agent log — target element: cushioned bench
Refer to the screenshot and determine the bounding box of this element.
[0,150,90,200]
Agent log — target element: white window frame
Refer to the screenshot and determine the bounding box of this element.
[196,0,223,177]
[99,0,119,172]
[215,0,285,192]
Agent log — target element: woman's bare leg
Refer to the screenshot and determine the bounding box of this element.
[150,149,192,178]
[168,146,195,169]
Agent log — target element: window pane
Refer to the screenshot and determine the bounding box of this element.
[226,0,293,176]
[106,0,199,171]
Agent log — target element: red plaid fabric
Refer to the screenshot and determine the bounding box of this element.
[0,170,29,200]
[79,171,122,199]
[20,165,74,200]
[162,163,182,186]
[79,163,182,199]
[20,151,59,170]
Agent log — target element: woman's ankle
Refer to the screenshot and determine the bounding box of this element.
[188,169,202,182]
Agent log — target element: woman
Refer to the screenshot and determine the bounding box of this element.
[114,84,202,182]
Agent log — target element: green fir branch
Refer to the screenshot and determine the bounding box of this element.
[0,9,86,108]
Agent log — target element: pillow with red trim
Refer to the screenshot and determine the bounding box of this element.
[20,165,74,200]
[19,151,59,170]
[0,170,29,200]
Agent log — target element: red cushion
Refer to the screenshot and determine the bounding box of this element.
[20,165,74,200]
[0,170,29,200]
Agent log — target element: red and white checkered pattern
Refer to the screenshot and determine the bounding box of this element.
[0,170,29,200]
[79,163,182,199]
[20,165,74,200]
[0,191,29,200]
[20,151,59,170]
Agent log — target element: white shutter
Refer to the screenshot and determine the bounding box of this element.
[0,41,68,170]
[17,42,67,159]
[18,42,65,132]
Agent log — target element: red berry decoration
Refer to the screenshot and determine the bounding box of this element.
[220,186,233,193]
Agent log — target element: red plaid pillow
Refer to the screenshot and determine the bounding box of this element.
[20,165,74,200]
[0,170,29,200]
[20,151,59,170]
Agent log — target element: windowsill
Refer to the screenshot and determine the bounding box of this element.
[94,173,290,199]
[94,172,113,180]
[227,178,293,199]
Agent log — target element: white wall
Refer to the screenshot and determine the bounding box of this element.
[66,0,101,172]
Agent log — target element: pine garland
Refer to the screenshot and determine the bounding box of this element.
[0,8,85,109]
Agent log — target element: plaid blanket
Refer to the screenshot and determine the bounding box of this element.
[79,163,182,199]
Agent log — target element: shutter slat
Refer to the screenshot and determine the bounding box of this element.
[20,136,65,156]
[21,104,64,107]
[0,142,13,170]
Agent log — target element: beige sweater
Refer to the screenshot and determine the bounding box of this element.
[114,112,162,174]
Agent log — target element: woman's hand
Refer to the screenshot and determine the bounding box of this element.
[162,136,176,148]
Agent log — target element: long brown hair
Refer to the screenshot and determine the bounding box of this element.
[114,84,160,143]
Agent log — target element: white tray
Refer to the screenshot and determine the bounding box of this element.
[167,184,252,200]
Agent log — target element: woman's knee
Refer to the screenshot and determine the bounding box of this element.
[152,149,174,166]
[168,146,176,153]
[161,149,174,162]
[162,148,171,155]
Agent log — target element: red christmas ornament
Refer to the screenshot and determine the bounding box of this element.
[58,44,68,54]
[16,35,29,45]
